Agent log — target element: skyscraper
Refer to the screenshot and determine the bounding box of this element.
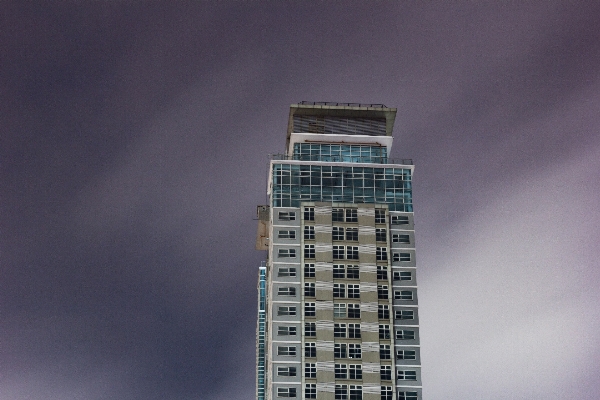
[256,102,421,400]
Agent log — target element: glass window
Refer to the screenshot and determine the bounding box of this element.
[348,284,360,298]
[277,366,297,376]
[378,304,389,319]
[278,326,297,336]
[393,234,410,243]
[333,264,345,278]
[305,363,316,378]
[278,306,296,316]
[395,310,415,320]
[376,247,387,261]
[397,350,417,360]
[278,249,296,258]
[335,384,347,400]
[304,207,314,221]
[278,230,296,239]
[393,252,411,262]
[349,365,362,380]
[304,244,315,259]
[334,303,346,318]
[334,324,347,338]
[305,303,315,317]
[379,324,390,339]
[333,227,344,241]
[347,246,359,260]
[348,344,361,359]
[395,290,413,300]
[304,226,315,240]
[346,265,359,279]
[380,344,391,360]
[391,215,410,225]
[349,385,362,400]
[375,228,386,242]
[305,323,316,337]
[381,386,393,400]
[378,285,388,299]
[305,383,316,399]
[277,346,296,356]
[348,324,361,339]
[377,265,388,280]
[398,371,417,380]
[394,271,412,281]
[396,330,415,340]
[346,209,358,223]
[345,228,358,241]
[348,303,360,318]
[375,209,386,224]
[305,343,316,357]
[334,284,346,298]
[278,267,296,277]
[380,365,392,380]
[277,387,297,397]
[398,392,418,400]
[278,287,296,296]
[333,245,345,260]
[332,208,344,222]
[334,343,347,359]
[335,364,347,379]
[304,283,315,297]
[278,211,296,221]
[304,263,315,278]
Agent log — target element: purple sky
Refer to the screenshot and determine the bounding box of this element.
[2,2,600,399]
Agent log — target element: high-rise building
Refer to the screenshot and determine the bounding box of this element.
[256,102,421,400]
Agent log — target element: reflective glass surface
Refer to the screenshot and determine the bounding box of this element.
[293,143,387,164]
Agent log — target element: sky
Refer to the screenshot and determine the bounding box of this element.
[2,1,600,399]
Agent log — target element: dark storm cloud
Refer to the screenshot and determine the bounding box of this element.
[2,1,600,399]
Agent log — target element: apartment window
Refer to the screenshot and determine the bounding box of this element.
[305,322,316,337]
[391,215,409,225]
[278,326,297,336]
[304,226,315,240]
[375,228,386,242]
[305,342,316,358]
[395,290,413,300]
[304,244,315,259]
[278,230,296,239]
[380,344,391,360]
[335,384,347,400]
[279,211,296,221]
[333,227,344,241]
[392,234,410,244]
[381,386,393,400]
[279,249,296,258]
[348,303,360,318]
[398,371,417,380]
[397,350,417,360]
[304,263,315,278]
[378,285,388,300]
[347,284,360,299]
[395,310,415,320]
[332,208,344,222]
[278,346,296,356]
[346,265,359,279]
[394,271,412,281]
[334,323,347,338]
[348,344,361,359]
[346,209,358,223]
[333,264,345,278]
[396,330,415,340]
[349,364,362,380]
[398,392,418,400]
[334,283,346,298]
[376,247,387,261]
[334,343,347,359]
[375,209,386,223]
[305,303,315,317]
[346,246,359,260]
[333,245,345,260]
[305,363,316,378]
[304,283,315,297]
[348,323,361,339]
[334,303,347,318]
[393,252,411,262]
[278,267,297,277]
[278,306,296,316]
[277,387,297,397]
[278,287,296,296]
[377,265,388,280]
[335,364,348,379]
[380,365,392,381]
[378,304,389,320]
[304,207,314,221]
[379,324,390,339]
[345,228,358,241]
[305,383,316,399]
[349,385,362,400]
[277,366,297,376]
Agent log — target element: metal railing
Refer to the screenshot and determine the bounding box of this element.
[298,101,388,108]
[270,154,413,165]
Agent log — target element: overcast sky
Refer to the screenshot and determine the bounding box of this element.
[2,2,600,399]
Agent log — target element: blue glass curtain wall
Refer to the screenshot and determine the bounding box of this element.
[293,143,388,164]
[272,163,413,211]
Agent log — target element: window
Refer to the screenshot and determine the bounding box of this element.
[396,330,415,340]
[304,207,314,221]
[377,265,388,280]
[349,364,362,379]
[304,244,315,259]
[305,363,316,378]
[375,209,386,224]
[376,247,387,261]
[334,323,347,338]
[278,346,296,356]
[334,303,346,318]
[346,265,359,279]
[335,384,347,400]
[305,383,316,399]
[333,264,345,278]
[278,326,297,336]
[334,283,346,298]
[279,211,296,221]
[347,284,360,298]
[278,267,297,277]
[349,385,362,400]
[348,323,361,339]
[345,228,358,241]
[304,263,315,278]
[346,246,359,260]
[378,285,388,299]
[394,271,412,281]
[304,283,315,297]
[397,350,416,360]
[333,227,344,241]
[378,304,389,319]
[398,371,417,380]
[375,228,386,242]
[305,303,315,317]
[379,324,391,339]
[380,344,391,360]
[278,287,296,296]
[334,343,347,358]
[335,364,347,379]
[391,215,409,225]
[278,230,296,239]
[332,208,344,222]
[348,303,360,318]
[277,366,297,376]
[277,387,297,397]
[393,252,411,262]
[381,386,393,400]
[333,245,345,260]
[346,209,358,223]
[305,322,316,337]
[348,344,361,359]
[395,310,415,320]
[279,249,296,258]
[398,392,418,400]
[304,226,315,240]
[305,342,316,357]
[278,306,296,316]
[380,365,392,380]
[395,290,413,300]
[392,234,410,243]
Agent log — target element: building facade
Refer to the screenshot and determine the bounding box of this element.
[256,103,421,400]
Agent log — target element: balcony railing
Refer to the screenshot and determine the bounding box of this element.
[298,101,388,108]
[270,154,413,165]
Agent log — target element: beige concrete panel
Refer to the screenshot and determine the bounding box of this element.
[362,349,380,363]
